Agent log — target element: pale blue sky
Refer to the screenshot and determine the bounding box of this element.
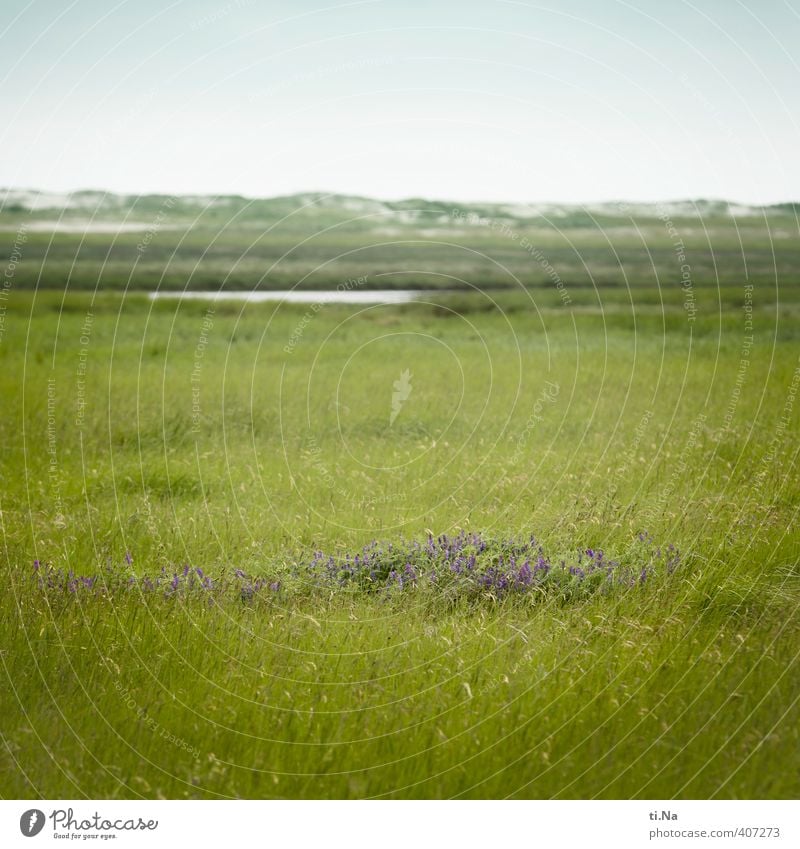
[1,0,798,203]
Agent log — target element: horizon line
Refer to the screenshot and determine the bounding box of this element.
[2,185,799,210]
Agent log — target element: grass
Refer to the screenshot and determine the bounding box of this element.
[4,197,800,293]
[1,215,799,797]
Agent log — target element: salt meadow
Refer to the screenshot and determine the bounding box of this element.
[1,196,799,799]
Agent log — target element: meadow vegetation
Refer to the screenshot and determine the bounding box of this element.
[1,198,798,797]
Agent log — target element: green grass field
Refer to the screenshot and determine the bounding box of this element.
[1,198,799,798]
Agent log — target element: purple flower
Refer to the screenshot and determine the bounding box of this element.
[33,531,678,607]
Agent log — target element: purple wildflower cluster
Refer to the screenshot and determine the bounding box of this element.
[32,559,220,599]
[33,558,287,604]
[304,530,680,600]
[30,531,679,605]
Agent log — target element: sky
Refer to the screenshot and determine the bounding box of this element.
[1,0,798,204]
